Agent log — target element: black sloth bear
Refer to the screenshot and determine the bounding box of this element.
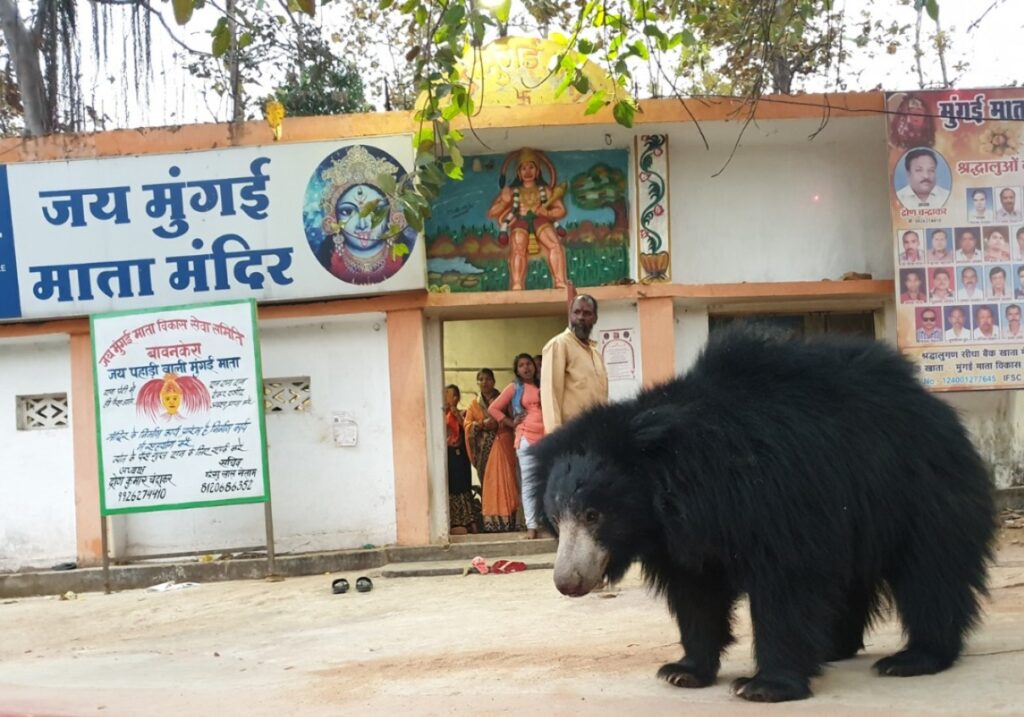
[529,327,996,702]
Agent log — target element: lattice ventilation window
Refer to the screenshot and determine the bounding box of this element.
[17,393,69,430]
[263,378,311,413]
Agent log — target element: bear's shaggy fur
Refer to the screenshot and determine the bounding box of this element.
[530,327,996,702]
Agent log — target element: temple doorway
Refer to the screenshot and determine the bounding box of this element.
[441,314,565,542]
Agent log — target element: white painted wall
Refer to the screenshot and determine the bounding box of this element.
[425,316,449,543]
[666,116,892,284]
[674,307,711,375]
[0,337,76,572]
[120,314,397,556]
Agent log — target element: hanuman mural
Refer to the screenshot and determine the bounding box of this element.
[426,147,630,292]
[487,148,569,290]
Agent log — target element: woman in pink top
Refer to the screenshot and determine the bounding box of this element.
[489,353,545,538]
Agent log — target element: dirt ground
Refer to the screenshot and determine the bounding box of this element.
[3,533,1024,717]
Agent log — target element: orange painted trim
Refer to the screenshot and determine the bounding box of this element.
[637,296,676,387]
[69,333,102,566]
[446,92,885,132]
[637,279,895,302]
[0,111,412,163]
[0,281,895,338]
[0,92,885,165]
[386,308,431,545]
[0,318,88,338]
[257,290,427,321]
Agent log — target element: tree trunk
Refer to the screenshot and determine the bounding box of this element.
[0,0,50,135]
[934,15,950,88]
[612,200,626,231]
[770,53,793,94]
[914,4,925,89]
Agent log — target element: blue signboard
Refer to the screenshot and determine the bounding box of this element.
[0,165,22,319]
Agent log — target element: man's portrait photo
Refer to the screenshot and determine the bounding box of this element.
[967,187,994,224]
[943,304,972,341]
[915,306,943,342]
[894,147,951,210]
[995,186,1022,223]
[926,227,953,263]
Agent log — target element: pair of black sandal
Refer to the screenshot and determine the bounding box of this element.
[331,576,373,594]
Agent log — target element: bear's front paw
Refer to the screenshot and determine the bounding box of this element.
[731,674,811,702]
[874,648,952,676]
[656,659,716,688]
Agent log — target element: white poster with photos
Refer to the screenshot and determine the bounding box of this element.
[888,89,1024,391]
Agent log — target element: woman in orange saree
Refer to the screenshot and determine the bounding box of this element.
[464,368,520,532]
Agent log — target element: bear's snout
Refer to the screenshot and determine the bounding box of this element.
[553,515,608,597]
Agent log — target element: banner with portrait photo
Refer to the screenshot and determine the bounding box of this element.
[888,89,1024,391]
[0,137,424,322]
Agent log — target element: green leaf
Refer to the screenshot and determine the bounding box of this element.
[612,100,635,128]
[643,24,668,43]
[443,4,465,26]
[448,144,464,170]
[211,20,231,58]
[404,205,425,233]
[377,172,397,196]
[924,0,939,21]
[238,32,253,49]
[471,15,487,45]
[172,0,194,25]
[443,161,463,181]
[493,0,511,23]
[631,40,649,60]
[584,89,607,115]
[371,206,389,227]
[553,72,574,99]
[359,198,381,218]
[577,38,595,54]
[379,0,395,9]
[295,0,315,17]
[572,73,591,95]
[392,242,410,257]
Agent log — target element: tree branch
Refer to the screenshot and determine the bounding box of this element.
[89,0,210,55]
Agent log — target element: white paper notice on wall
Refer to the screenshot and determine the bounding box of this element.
[598,328,637,382]
[332,413,358,447]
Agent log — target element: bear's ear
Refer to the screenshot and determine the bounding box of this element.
[629,404,689,453]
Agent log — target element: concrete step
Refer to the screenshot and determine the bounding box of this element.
[0,538,558,599]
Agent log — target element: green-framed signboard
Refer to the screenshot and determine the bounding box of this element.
[90,299,270,516]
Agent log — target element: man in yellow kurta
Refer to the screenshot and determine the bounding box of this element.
[541,294,609,432]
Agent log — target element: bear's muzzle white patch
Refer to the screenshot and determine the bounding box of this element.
[553,515,609,597]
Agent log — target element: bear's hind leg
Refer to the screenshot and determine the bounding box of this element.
[657,566,737,689]
[875,566,978,676]
[733,586,835,702]
[827,582,876,662]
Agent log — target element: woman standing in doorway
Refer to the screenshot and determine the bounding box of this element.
[444,384,476,535]
[465,368,520,532]
[489,354,545,539]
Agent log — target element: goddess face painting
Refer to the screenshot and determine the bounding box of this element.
[303,145,417,286]
[334,183,389,252]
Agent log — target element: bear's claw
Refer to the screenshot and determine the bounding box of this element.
[731,674,812,702]
[656,660,715,688]
[874,648,952,676]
